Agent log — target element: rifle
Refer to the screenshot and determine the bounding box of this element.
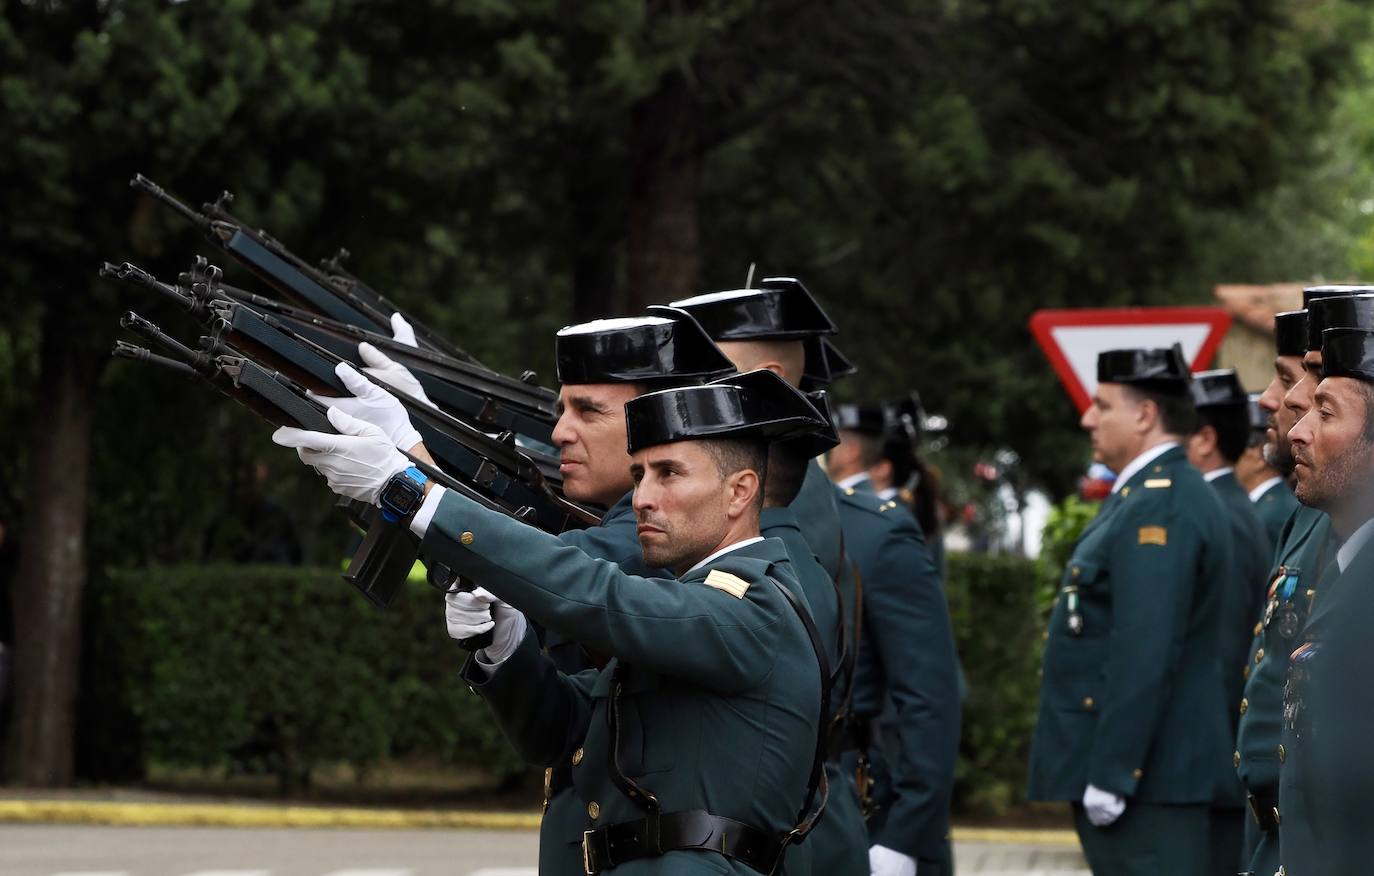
[101,257,559,445]
[110,309,584,642]
[129,174,477,365]
[102,261,594,537]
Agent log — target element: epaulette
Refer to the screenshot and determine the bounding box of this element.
[836,486,897,520]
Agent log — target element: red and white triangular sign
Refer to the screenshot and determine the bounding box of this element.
[1029,307,1233,413]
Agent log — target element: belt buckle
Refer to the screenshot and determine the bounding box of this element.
[582,830,595,875]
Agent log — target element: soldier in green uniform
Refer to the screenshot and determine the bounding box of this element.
[1185,368,1272,873]
[313,309,736,874]
[1278,326,1374,876]
[671,279,869,876]
[1238,390,1298,551]
[826,399,961,876]
[1234,306,1331,876]
[1027,346,1235,876]
[276,372,835,875]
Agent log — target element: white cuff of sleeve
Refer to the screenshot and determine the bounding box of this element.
[409,484,447,538]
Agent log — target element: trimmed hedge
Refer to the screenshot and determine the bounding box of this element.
[945,551,1045,815]
[81,554,1061,812]
[80,565,524,790]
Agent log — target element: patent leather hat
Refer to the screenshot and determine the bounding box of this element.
[555,306,735,386]
[624,368,833,455]
[1096,344,1192,394]
[1321,327,1374,383]
[1308,294,1374,352]
[1274,310,1308,358]
[1189,369,1248,409]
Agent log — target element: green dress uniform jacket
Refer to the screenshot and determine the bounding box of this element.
[535,492,665,876]
[427,489,824,876]
[1278,528,1374,876]
[1028,447,1235,846]
[759,505,866,876]
[1207,470,1289,874]
[1235,505,1330,876]
[1252,478,1300,555]
[837,487,960,875]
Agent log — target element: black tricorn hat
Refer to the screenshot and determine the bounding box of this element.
[1189,369,1248,409]
[624,368,833,455]
[883,392,927,444]
[670,276,836,342]
[1308,294,1374,352]
[800,336,858,391]
[1303,285,1374,310]
[1321,328,1374,383]
[555,306,735,386]
[1274,310,1308,358]
[1247,393,1267,433]
[833,402,887,436]
[1097,344,1192,394]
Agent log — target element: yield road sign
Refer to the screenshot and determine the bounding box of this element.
[1029,307,1232,413]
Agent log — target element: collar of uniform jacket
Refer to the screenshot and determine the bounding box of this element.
[687,537,766,574]
[1111,441,1180,494]
[1249,476,1285,502]
[1203,466,1235,483]
[1338,517,1374,573]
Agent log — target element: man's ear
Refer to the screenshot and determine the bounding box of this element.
[1134,395,1159,434]
[756,360,786,378]
[1197,424,1218,457]
[726,469,761,519]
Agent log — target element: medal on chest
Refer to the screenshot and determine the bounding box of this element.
[1265,566,1304,639]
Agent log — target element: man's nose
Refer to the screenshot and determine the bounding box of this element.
[551,414,575,447]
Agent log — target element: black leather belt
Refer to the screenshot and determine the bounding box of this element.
[581,809,784,875]
[1247,788,1281,833]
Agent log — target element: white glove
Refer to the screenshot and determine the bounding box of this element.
[389,312,418,347]
[869,844,916,876]
[1082,783,1126,827]
[272,406,409,505]
[357,341,437,409]
[445,587,527,664]
[307,361,422,451]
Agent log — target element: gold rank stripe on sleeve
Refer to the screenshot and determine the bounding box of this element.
[1143,478,1172,488]
[1138,525,1168,546]
[703,569,751,598]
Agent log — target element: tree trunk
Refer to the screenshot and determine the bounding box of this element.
[11,313,94,786]
[625,72,702,310]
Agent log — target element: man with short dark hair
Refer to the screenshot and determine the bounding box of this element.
[276,373,834,875]
[307,309,736,875]
[1279,325,1374,875]
[1234,297,1345,876]
[1184,368,1270,873]
[1028,345,1235,876]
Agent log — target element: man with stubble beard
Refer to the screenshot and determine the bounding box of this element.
[1233,306,1333,876]
[300,309,737,875]
[1238,288,1374,874]
[1278,325,1374,875]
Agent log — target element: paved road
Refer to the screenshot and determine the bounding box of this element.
[0,825,1087,876]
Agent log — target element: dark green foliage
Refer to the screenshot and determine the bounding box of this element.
[81,565,525,791]
[945,552,1045,815]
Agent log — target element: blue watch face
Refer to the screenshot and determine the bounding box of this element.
[381,471,425,520]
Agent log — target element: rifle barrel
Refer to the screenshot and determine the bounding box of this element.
[129,174,210,230]
[111,342,201,379]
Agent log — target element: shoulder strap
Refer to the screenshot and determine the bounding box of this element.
[831,544,863,744]
[766,575,831,842]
